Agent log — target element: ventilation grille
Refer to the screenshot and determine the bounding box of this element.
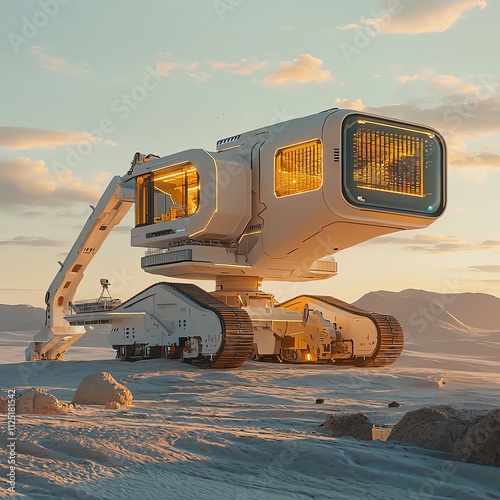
[216,134,241,149]
[333,148,340,163]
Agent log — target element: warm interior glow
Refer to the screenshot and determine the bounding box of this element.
[352,126,425,197]
[135,163,200,226]
[275,139,323,197]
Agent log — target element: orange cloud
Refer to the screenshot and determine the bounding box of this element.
[0,157,101,209]
[370,233,500,253]
[155,60,197,74]
[0,236,69,247]
[31,46,91,75]
[209,57,267,75]
[397,68,479,94]
[0,127,116,150]
[334,98,366,111]
[262,54,333,86]
[339,0,487,35]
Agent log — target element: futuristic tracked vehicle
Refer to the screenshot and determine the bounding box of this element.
[27,108,446,368]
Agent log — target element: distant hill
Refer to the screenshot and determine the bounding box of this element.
[0,304,45,331]
[2,289,499,337]
[353,289,500,335]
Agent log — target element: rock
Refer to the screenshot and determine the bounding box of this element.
[16,388,70,414]
[105,401,121,410]
[73,372,133,406]
[388,401,400,408]
[321,412,373,440]
[463,409,500,467]
[388,406,468,454]
[315,399,325,404]
[0,396,8,413]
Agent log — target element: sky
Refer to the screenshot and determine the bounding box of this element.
[0,0,499,308]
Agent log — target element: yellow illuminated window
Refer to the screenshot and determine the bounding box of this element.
[275,139,323,197]
[135,163,200,226]
[343,114,444,216]
[352,125,424,196]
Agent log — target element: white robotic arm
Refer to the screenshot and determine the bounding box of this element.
[26,175,135,360]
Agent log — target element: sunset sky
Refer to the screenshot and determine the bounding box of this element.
[1,0,499,307]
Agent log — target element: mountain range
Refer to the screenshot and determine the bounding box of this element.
[1,288,499,334]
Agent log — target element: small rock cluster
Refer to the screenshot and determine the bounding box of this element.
[0,371,132,415]
[0,388,71,415]
[321,405,500,468]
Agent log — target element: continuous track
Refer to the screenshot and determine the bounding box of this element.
[280,294,404,367]
[167,283,254,368]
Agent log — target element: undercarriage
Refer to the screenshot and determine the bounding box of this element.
[61,277,403,368]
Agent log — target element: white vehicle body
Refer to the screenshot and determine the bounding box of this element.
[27,108,446,367]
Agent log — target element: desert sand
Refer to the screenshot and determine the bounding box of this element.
[1,291,499,499]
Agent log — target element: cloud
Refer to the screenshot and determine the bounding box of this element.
[90,170,113,183]
[209,57,267,75]
[339,0,488,35]
[334,98,366,111]
[335,79,500,147]
[397,68,481,94]
[370,234,500,253]
[0,157,102,209]
[0,236,68,247]
[449,151,500,168]
[469,265,500,272]
[0,127,116,150]
[155,60,197,74]
[31,46,91,75]
[262,54,333,86]
[54,208,92,217]
[15,210,44,217]
[187,71,210,83]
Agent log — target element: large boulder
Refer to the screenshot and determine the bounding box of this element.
[73,372,133,406]
[320,412,373,441]
[388,406,468,453]
[463,409,500,467]
[15,388,70,414]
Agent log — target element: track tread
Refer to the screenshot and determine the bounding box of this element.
[163,283,254,369]
[279,294,404,367]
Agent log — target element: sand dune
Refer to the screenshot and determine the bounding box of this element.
[1,291,499,498]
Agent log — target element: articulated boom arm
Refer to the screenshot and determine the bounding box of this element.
[26,175,135,360]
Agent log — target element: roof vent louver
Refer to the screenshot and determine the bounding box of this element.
[216,134,241,149]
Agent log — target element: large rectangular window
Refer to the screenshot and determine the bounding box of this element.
[135,163,200,226]
[275,139,323,197]
[343,115,445,216]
